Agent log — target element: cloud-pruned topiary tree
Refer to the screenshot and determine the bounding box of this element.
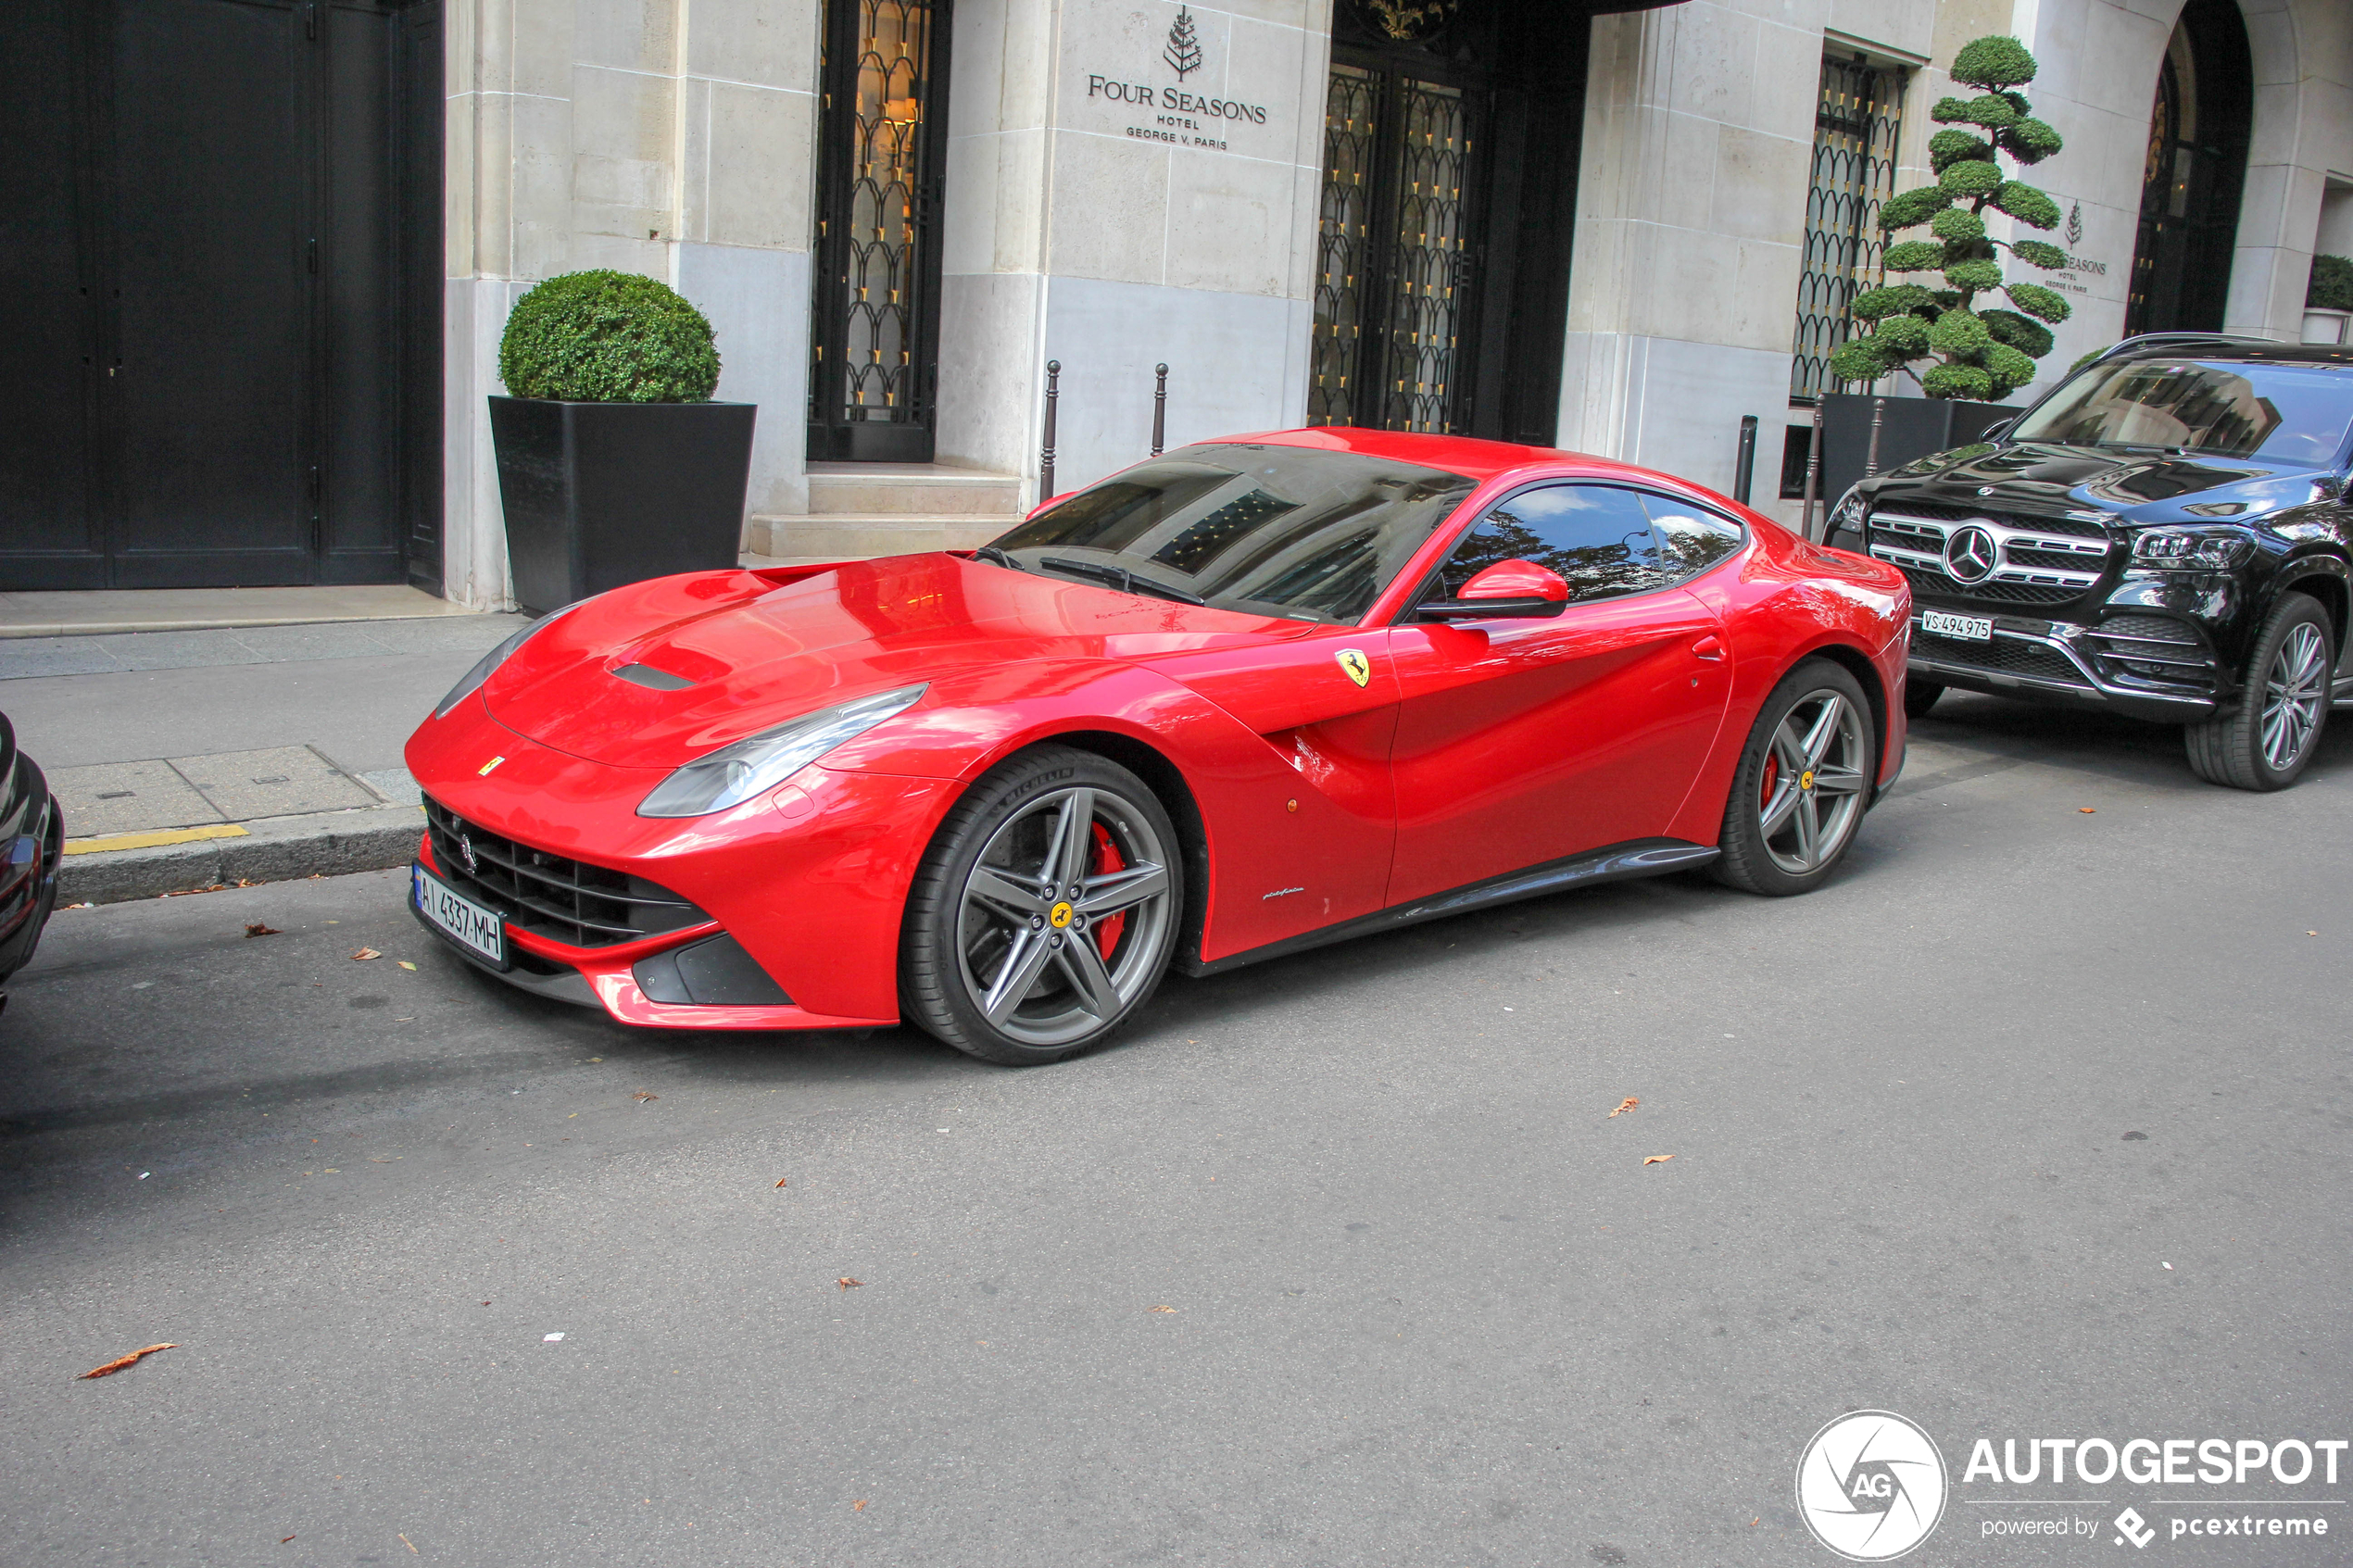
[498,270,721,403]
[1828,35,2071,401]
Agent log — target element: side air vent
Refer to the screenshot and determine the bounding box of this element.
[612,663,698,690]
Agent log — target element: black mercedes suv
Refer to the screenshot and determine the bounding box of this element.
[1825,334,2353,789]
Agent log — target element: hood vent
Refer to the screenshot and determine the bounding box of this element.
[611,662,698,691]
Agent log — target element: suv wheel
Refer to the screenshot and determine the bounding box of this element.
[1903,679,1944,720]
[2185,591,2334,791]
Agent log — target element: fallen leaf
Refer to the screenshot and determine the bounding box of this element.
[78,1343,178,1379]
[1642,1154,1675,1166]
[283,1536,296,1545]
[400,1536,419,1555]
[1608,1097,1639,1117]
[245,922,281,938]
[851,1499,869,1512]
[632,1090,659,1102]
[2079,807,2095,814]
[398,960,417,971]
[774,1178,788,1188]
[1150,1305,1177,1313]
[837,1277,863,1290]
[351,947,382,961]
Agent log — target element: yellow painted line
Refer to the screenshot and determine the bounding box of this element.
[63,823,250,856]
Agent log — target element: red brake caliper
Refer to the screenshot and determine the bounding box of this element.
[1090,822,1126,960]
[1759,750,1780,814]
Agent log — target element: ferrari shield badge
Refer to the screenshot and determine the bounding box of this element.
[1335,648,1371,688]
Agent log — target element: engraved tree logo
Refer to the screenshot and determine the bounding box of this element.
[2064,200,2083,248]
[1164,6,1202,79]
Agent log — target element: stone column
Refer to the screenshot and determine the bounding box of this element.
[936,0,1330,501]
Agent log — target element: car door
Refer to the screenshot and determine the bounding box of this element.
[1385,483,1737,903]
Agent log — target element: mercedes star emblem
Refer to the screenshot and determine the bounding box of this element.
[1944,525,1999,583]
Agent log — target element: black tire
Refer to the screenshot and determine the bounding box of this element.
[2184,592,2333,791]
[900,746,1183,1064]
[1903,678,1944,719]
[1713,659,1878,897]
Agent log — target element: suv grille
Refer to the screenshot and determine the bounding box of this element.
[423,798,708,948]
[1869,502,2115,609]
[1914,630,2089,687]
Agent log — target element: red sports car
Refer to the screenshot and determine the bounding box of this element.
[406,429,1911,1063]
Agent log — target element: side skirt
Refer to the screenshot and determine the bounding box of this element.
[1181,838,1720,978]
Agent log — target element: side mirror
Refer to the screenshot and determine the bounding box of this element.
[1417,558,1570,621]
[1979,418,2014,443]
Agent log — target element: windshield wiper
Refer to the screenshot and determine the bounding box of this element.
[972,545,1025,572]
[1036,556,1206,606]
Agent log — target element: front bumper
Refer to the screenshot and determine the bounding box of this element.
[1908,610,2224,722]
[403,698,962,1029]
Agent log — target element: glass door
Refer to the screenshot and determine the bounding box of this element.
[807,0,950,462]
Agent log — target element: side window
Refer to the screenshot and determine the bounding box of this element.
[1642,495,1743,583]
[1432,484,1665,606]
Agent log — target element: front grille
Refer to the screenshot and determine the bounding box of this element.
[2085,613,2218,688]
[423,797,708,948]
[1915,630,2090,686]
[1869,502,2116,610]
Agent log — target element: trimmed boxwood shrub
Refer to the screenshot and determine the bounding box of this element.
[497,270,721,403]
[1827,34,2073,399]
[2309,255,2353,312]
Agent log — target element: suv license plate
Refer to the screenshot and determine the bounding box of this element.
[414,862,506,967]
[1921,610,1994,642]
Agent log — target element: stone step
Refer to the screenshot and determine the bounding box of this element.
[745,514,1010,560]
[805,462,1024,517]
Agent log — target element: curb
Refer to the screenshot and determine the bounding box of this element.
[61,804,425,906]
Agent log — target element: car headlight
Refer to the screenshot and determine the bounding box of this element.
[432,605,584,719]
[1825,486,1868,540]
[636,684,929,819]
[2131,527,2255,572]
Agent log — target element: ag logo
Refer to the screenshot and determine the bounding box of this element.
[1334,647,1371,688]
[1795,1411,1947,1561]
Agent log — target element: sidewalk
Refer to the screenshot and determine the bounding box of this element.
[2,615,525,903]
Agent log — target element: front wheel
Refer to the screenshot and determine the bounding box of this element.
[1713,659,1877,897]
[2184,592,2333,791]
[900,746,1183,1064]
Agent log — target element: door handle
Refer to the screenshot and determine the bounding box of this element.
[1692,634,1725,661]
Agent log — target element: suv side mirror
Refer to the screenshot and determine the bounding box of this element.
[1980,418,2014,443]
[1417,558,1570,621]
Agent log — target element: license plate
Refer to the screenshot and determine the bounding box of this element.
[1920,610,1994,642]
[414,862,506,967]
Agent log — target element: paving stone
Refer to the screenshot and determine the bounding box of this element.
[167,746,378,822]
[53,759,227,836]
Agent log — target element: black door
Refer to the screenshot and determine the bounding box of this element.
[2124,0,2252,337]
[1307,0,1586,444]
[0,0,440,592]
[807,0,951,464]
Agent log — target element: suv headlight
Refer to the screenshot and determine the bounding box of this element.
[1825,487,1868,540]
[2131,527,2255,572]
[432,604,584,719]
[636,684,929,819]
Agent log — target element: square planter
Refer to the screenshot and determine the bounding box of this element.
[1817,392,2018,512]
[489,395,756,615]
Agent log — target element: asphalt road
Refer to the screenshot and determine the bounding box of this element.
[3,692,2348,1567]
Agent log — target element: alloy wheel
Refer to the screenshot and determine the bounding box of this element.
[1755,688,1869,876]
[952,785,1176,1048]
[2260,621,2328,772]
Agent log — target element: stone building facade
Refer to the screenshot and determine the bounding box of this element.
[6,0,2348,603]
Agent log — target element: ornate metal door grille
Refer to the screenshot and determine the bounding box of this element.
[1790,56,1905,401]
[809,0,950,462]
[1311,62,1480,433]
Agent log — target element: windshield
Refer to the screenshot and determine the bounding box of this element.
[986,445,1477,623]
[2012,358,2353,465]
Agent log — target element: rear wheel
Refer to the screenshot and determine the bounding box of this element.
[2184,592,2332,791]
[1903,678,1944,719]
[900,746,1182,1064]
[1714,660,1876,897]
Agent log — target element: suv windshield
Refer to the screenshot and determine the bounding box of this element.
[2011,357,2353,465]
[986,445,1477,623]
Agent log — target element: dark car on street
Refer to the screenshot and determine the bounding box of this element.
[1826,334,2353,789]
[0,711,62,998]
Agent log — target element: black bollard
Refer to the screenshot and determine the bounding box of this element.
[1040,359,1060,502]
